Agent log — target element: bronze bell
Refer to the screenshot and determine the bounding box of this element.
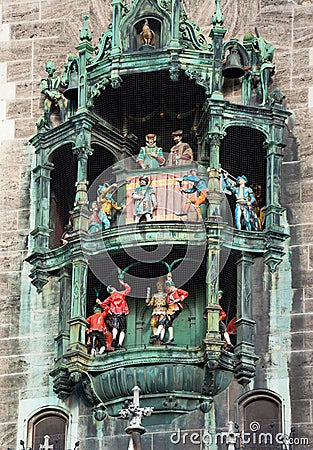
[222,46,245,79]
[63,70,78,100]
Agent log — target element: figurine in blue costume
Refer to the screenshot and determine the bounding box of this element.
[136,134,165,169]
[223,173,257,231]
[175,169,208,219]
[132,176,157,223]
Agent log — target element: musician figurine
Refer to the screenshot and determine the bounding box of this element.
[136,134,165,169]
[132,176,157,223]
[166,130,194,166]
[222,172,258,231]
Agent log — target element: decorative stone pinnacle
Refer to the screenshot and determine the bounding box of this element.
[212,0,224,26]
[79,14,92,42]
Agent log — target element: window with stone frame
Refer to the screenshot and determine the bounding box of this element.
[27,409,68,450]
[237,390,283,450]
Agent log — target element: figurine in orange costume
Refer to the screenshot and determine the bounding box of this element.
[97,278,131,350]
[86,305,114,356]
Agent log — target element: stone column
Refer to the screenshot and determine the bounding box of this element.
[207,132,224,219]
[76,14,94,113]
[210,0,226,97]
[111,0,123,56]
[264,140,285,229]
[69,256,88,350]
[234,252,258,386]
[31,161,54,250]
[204,223,223,359]
[55,267,72,359]
[170,0,181,49]
[71,118,93,232]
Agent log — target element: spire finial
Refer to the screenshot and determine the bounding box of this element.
[79,14,92,42]
[212,0,224,26]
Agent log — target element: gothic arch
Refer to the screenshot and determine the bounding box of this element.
[27,408,69,450]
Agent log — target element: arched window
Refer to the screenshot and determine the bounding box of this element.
[27,409,68,450]
[238,390,283,449]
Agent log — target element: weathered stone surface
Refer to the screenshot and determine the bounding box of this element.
[2,1,40,24]
[7,60,32,82]
[40,0,86,20]
[11,20,65,41]
[0,40,32,62]
[15,117,37,138]
[15,80,34,98]
[7,99,31,119]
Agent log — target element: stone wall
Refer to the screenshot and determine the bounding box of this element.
[0,0,313,449]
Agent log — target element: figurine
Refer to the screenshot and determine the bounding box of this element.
[60,223,73,245]
[140,19,155,47]
[146,278,168,341]
[226,315,237,347]
[136,134,165,169]
[252,31,275,106]
[86,305,114,356]
[166,130,194,166]
[132,176,157,223]
[39,60,66,128]
[97,183,124,229]
[223,173,257,231]
[203,290,234,351]
[96,278,131,350]
[150,275,188,345]
[88,201,102,233]
[175,169,208,219]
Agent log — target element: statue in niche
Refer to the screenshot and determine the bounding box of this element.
[146,277,168,342]
[39,60,66,129]
[166,130,194,166]
[96,278,131,350]
[150,274,189,345]
[222,172,258,231]
[140,19,155,49]
[97,183,125,230]
[252,30,275,106]
[132,176,157,223]
[175,168,208,219]
[136,134,165,169]
[86,305,114,356]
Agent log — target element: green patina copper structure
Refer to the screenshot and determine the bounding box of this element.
[27,0,291,426]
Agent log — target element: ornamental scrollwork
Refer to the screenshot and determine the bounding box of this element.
[185,67,211,95]
[93,25,113,64]
[179,15,211,51]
